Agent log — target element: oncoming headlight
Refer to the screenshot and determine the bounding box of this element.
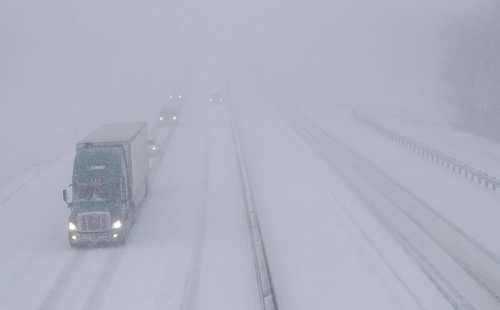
[69,222,77,231]
[112,220,122,229]
[159,116,163,121]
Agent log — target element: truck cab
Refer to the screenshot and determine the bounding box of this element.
[63,123,149,248]
[66,147,129,246]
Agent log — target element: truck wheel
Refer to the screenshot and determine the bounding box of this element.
[116,226,128,246]
[129,208,137,226]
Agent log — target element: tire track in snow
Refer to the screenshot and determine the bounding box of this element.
[38,247,126,310]
[38,251,88,310]
[179,117,210,310]
[0,151,66,206]
[149,125,176,184]
[314,175,427,310]
[79,249,124,310]
[275,103,500,309]
[0,129,75,205]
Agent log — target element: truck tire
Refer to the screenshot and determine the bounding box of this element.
[129,206,137,226]
[69,242,81,249]
[116,223,128,246]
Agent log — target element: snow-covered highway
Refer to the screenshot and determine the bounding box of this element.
[1,84,500,309]
[3,0,500,309]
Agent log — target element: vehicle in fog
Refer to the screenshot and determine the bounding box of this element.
[148,138,160,157]
[158,107,179,126]
[168,91,183,102]
[208,93,223,103]
[63,123,149,247]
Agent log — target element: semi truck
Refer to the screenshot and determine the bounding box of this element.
[63,123,149,247]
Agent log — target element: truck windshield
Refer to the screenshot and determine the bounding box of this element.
[74,183,121,201]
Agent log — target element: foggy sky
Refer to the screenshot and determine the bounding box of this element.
[0,0,480,111]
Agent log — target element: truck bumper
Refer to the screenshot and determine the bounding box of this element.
[69,229,123,246]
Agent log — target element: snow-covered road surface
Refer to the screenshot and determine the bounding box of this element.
[277,101,500,308]
[0,90,260,309]
[1,83,500,309]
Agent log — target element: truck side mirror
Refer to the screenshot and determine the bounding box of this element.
[63,189,68,205]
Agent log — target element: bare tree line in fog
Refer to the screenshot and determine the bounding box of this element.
[443,0,500,140]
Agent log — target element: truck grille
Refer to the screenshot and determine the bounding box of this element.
[77,212,111,232]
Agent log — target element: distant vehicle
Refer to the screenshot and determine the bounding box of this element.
[208,93,223,103]
[158,107,179,126]
[148,139,159,158]
[63,123,149,247]
[168,92,183,102]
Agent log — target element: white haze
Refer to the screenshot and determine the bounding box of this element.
[1,0,480,114]
[0,0,494,309]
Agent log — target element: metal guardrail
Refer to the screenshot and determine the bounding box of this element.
[353,111,500,191]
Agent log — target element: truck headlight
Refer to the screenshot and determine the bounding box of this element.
[159,116,163,121]
[173,116,177,120]
[69,222,77,231]
[112,220,122,229]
